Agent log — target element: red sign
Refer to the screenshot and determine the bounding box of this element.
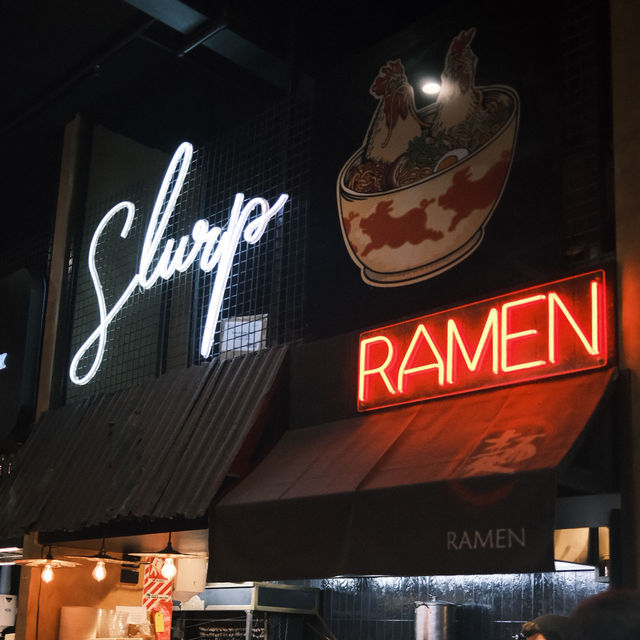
[142,559,173,640]
[358,270,611,411]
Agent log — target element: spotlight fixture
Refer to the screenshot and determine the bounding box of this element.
[16,546,79,583]
[421,80,441,95]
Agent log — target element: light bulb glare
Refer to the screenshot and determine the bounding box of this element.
[41,563,54,583]
[92,560,107,582]
[421,81,441,95]
[161,557,176,580]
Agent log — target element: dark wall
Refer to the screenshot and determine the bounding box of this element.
[289,331,360,428]
[308,571,607,640]
[304,0,613,342]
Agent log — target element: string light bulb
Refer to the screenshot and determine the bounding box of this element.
[161,557,176,580]
[92,560,107,582]
[41,563,54,583]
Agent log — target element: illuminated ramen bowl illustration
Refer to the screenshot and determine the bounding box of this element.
[337,86,519,286]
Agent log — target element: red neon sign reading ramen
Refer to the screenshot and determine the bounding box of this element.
[358,270,610,411]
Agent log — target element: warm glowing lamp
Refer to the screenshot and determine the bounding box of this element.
[16,545,79,581]
[161,557,177,580]
[129,531,201,582]
[92,560,107,582]
[41,563,54,583]
[65,538,136,581]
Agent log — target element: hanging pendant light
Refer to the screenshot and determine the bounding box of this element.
[129,532,200,559]
[16,546,79,583]
[129,532,200,581]
[65,538,140,582]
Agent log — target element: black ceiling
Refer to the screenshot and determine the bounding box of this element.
[1,0,430,147]
[0,0,435,251]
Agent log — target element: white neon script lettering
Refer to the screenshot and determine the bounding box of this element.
[69,142,289,386]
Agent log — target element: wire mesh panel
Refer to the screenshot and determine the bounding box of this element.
[173,611,309,640]
[66,97,310,402]
[173,612,266,640]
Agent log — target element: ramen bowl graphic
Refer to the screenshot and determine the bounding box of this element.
[337,86,519,286]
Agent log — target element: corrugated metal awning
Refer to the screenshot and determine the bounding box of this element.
[0,346,287,539]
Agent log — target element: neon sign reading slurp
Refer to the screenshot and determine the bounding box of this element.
[69,142,289,386]
[358,270,611,411]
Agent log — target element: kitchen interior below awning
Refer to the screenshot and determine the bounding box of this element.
[209,367,617,582]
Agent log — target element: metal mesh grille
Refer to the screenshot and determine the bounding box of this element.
[66,97,310,401]
[174,613,266,640]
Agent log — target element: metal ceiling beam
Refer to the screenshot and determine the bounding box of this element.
[123,0,207,34]
[124,0,313,94]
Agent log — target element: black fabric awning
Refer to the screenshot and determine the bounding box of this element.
[209,368,615,581]
[0,346,287,540]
